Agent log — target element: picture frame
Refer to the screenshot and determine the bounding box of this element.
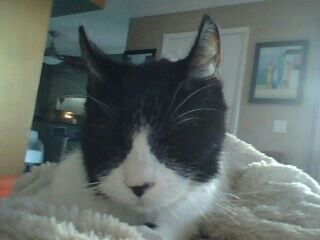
[249,40,308,104]
[123,49,157,65]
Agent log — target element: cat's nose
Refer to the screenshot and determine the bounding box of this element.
[129,183,154,197]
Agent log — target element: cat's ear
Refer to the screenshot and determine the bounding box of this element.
[79,26,104,80]
[187,15,221,80]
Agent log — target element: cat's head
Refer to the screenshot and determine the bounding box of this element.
[79,15,226,212]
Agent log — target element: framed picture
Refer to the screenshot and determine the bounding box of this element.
[123,49,156,65]
[249,40,308,104]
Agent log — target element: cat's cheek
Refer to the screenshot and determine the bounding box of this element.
[98,166,138,205]
[97,162,191,211]
[144,172,191,208]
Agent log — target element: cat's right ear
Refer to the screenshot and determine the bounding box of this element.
[79,26,103,80]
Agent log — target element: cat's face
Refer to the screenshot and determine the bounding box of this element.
[80,15,226,212]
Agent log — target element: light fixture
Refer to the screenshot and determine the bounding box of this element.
[63,111,74,119]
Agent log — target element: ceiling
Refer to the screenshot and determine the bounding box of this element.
[127,0,265,17]
[49,0,265,55]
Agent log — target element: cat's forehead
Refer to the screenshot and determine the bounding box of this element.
[113,59,184,90]
[124,59,182,76]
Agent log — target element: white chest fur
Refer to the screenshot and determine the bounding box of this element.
[37,130,225,240]
[39,153,223,240]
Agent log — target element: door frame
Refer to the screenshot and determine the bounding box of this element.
[311,110,320,180]
[222,27,250,134]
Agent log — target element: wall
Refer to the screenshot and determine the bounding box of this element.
[126,0,320,173]
[128,0,264,18]
[0,0,53,175]
[50,0,130,56]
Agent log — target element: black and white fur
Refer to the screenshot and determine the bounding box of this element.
[48,15,228,240]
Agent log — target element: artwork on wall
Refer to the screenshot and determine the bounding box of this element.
[249,40,308,104]
[123,49,157,65]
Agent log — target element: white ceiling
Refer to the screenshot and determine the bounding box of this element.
[49,0,265,55]
[51,0,131,55]
[127,0,265,17]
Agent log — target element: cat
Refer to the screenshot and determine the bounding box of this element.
[38,15,228,240]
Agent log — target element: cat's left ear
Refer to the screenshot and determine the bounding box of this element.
[187,15,221,80]
[79,26,104,80]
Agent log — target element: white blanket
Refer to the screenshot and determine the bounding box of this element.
[1,134,320,240]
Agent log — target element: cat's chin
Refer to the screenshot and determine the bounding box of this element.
[131,203,159,213]
[107,197,170,213]
[148,193,196,215]
[105,190,189,214]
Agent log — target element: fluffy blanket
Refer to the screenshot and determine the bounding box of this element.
[1,134,320,240]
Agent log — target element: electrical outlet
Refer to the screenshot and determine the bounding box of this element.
[273,120,287,133]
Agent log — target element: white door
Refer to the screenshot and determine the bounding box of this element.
[161,28,249,134]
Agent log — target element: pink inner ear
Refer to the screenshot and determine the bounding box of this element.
[188,16,221,79]
[79,26,104,79]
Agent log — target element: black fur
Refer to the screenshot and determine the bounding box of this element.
[79,15,227,186]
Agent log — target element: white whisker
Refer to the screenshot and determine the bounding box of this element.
[175,107,222,120]
[172,83,215,117]
[51,186,98,197]
[175,117,201,126]
[86,94,118,118]
[167,79,189,114]
[63,78,117,118]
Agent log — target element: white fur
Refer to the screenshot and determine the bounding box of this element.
[99,128,192,212]
[5,134,320,240]
[12,127,223,240]
[97,127,223,239]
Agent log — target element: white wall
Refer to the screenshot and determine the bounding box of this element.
[50,0,130,55]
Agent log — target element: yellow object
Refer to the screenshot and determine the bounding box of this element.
[0,0,53,176]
